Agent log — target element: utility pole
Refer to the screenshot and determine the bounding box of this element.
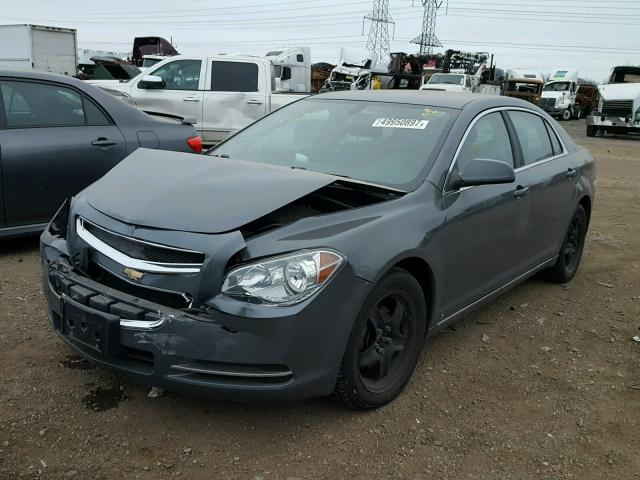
[411,0,443,54]
[363,0,395,61]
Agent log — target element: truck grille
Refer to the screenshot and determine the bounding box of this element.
[540,97,556,109]
[81,219,205,266]
[601,100,633,118]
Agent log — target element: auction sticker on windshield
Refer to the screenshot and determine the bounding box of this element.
[371,118,429,129]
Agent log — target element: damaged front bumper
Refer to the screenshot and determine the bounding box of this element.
[41,229,370,402]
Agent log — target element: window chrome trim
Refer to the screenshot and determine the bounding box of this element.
[76,218,201,274]
[443,106,569,196]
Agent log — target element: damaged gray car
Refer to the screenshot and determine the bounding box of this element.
[41,91,595,409]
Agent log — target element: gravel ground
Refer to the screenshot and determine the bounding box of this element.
[0,120,638,480]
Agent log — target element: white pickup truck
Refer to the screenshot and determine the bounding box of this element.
[88,54,308,144]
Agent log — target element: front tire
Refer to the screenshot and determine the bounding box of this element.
[561,108,572,121]
[544,205,588,283]
[334,268,426,410]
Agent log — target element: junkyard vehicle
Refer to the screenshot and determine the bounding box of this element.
[420,50,501,95]
[502,69,544,105]
[41,91,595,410]
[540,68,580,120]
[0,24,78,76]
[576,84,598,117]
[0,69,201,238]
[89,55,308,144]
[587,65,640,137]
[322,47,377,91]
[266,47,311,93]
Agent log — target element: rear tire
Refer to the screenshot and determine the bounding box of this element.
[334,268,426,410]
[586,125,597,137]
[543,205,588,283]
[561,109,572,121]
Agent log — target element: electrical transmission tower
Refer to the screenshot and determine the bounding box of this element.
[411,0,443,54]
[363,0,395,61]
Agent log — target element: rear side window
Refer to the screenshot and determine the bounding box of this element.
[456,112,514,172]
[211,61,259,92]
[0,81,108,128]
[544,121,563,156]
[507,111,554,165]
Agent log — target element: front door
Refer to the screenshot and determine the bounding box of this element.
[130,58,204,129]
[201,59,267,144]
[437,111,531,318]
[0,79,126,227]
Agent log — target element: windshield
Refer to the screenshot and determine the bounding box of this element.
[428,74,464,85]
[543,81,571,92]
[209,98,455,191]
[141,57,162,68]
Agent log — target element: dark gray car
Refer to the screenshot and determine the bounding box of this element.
[41,91,596,409]
[0,69,202,238]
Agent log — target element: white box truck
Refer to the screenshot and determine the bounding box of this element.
[0,24,78,75]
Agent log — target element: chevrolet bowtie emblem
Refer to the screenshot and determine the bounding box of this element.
[123,267,145,281]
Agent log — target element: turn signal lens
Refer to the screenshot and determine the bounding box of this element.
[187,136,203,153]
[221,250,345,305]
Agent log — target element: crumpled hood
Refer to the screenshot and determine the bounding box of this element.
[598,83,640,101]
[82,148,336,234]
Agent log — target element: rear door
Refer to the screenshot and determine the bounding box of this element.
[0,79,126,227]
[438,111,531,317]
[506,110,577,266]
[129,58,204,128]
[201,59,267,143]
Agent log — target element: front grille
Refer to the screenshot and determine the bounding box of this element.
[82,220,205,265]
[601,100,633,118]
[540,97,556,109]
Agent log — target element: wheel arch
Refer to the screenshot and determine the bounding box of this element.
[579,195,592,227]
[391,256,436,330]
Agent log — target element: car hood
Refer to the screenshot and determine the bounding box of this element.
[82,148,337,234]
[598,83,640,101]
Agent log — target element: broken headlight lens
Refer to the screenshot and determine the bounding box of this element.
[221,250,345,305]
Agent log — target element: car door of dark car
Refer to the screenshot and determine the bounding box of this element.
[0,79,127,227]
[506,110,576,267]
[437,111,531,319]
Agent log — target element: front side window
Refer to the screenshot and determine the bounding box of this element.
[146,59,201,90]
[455,112,514,173]
[211,61,259,92]
[1,81,107,128]
[210,98,455,190]
[508,111,554,165]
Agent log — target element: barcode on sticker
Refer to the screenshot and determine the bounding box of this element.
[371,118,429,129]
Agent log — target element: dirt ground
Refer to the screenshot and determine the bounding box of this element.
[1,120,638,480]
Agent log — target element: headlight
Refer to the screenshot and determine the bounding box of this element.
[221,250,345,305]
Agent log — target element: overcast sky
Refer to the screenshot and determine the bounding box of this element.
[4,0,639,81]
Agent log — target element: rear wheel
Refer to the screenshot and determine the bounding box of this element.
[334,268,426,410]
[586,125,597,137]
[543,205,588,283]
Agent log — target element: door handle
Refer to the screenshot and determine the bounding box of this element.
[91,138,117,147]
[566,168,578,179]
[247,99,264,105]
[183,96,201,102]
[513,185,530,199]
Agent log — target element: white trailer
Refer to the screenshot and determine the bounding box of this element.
[0,24,77,76]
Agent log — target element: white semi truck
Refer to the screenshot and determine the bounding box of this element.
[540,68,580,120]
[0,24,77,76]
[587,65,640,137]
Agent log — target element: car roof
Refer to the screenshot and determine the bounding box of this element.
[0,68,78,83]
[315,90,533,110]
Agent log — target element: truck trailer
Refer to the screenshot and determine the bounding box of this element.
[0,24,77,76]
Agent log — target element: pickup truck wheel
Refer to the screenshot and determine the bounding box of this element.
[561,109,572,121]
[586,125,597,137]
[543,205,587,283]
[334,268,426,410]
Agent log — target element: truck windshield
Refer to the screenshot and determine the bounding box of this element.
[610,68,640,83]
[209,98,455,191]
[428,74,464,85]
[543,82,571,92]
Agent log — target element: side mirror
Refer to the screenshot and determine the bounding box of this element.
[450,158,515,190]
[138,75,164,89]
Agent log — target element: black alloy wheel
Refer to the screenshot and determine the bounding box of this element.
[544,204,588,283]
[335,268,426,410]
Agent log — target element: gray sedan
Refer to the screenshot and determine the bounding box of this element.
[41,91,595,409]
[0,69,202,238]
